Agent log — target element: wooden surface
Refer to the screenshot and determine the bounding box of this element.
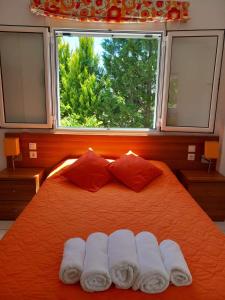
[0,168,45,180]
[179,170,225,182]
[0,168,45,220]
[179,169,225,221]
[5,132,219,172]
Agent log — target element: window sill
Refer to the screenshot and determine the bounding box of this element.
[53,127,159,136]
[52,128,216,137]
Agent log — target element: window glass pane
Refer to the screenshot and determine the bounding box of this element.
[0,32,47,123]
[56,33,161,129]
[167,36,218,128]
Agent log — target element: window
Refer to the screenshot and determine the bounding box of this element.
[55,31,162,130]
[1,28,221,133]
[0,26,52,128]
[161,31,224,133]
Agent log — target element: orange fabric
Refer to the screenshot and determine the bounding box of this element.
[30,0,190,23]
[63,150,112,192]
[0,161,225,300]
[108,154,162,192]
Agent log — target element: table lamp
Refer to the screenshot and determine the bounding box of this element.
[204,141,219,173]
[4,137,20,169]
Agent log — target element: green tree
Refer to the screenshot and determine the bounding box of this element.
[57,36,159,128]
[58,36,132,128]
[101,38,159,127]
[59,37,102,127]
[96,76,143,128]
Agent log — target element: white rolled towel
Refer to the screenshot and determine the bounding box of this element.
[80,232,112,292]
[59,237,85,284]
[160,240,192,287]
[108,229,139,289]
[133,232,169,294]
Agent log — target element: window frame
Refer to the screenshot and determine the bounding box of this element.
[52,29,164,133]
[161,30,224,133]
[0,26,53,129]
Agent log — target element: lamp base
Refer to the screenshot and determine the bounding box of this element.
[208,159,212,173]
[11,156,16,170]
[202,155,217,173]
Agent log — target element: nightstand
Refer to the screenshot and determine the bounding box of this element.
[178,170,225,221]
[0,168,45,220]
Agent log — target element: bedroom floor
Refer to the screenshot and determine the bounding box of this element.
[0,221,225,240]
[0,221,14,239]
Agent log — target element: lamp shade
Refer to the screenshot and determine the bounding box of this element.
[4,137,20,156]
[204,141,219,160]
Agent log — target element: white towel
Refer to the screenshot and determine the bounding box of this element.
[108,229,139,289]
[133,232,169,294]
[80,232,112,292]
[59,237,85,284]
[160,240,192,287]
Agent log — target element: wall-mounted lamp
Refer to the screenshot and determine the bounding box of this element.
[204,141,219,173]
[4,137,20,170]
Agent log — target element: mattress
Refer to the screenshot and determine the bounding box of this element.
[0,161,225,300]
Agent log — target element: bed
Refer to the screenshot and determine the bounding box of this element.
[0,160,225,300]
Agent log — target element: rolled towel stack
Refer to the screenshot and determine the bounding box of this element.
[80,232,112,292]
[133,232,169,294]
[59,237,85,284]
[160,239,192,287]
[108,229,139,289]
[59,231,192,294]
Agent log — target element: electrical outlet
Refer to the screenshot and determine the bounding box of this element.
[29,143,37,150]
[187,153,195,161]
[188,145,196,153]
[29,151,37,159]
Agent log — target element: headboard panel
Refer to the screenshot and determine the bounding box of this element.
[5,132,219,172]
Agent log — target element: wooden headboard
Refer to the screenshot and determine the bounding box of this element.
[5,132,219,172]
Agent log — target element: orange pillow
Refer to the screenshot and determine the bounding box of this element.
[63,150,112,192]
[108,154,162,192]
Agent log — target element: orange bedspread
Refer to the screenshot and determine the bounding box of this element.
[0,161,225,300]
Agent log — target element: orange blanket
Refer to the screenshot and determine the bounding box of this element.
[0,161,225,300]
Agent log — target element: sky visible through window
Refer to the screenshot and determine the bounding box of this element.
[63,36,104,66]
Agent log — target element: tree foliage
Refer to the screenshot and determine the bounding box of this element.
[102,38,158,128]
[58,35,158,128]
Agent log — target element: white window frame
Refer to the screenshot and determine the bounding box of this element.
[51,29,164,133]
[0,26,52,128]
[161,30,224,133]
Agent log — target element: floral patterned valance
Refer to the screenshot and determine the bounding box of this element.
[30,0,190,23]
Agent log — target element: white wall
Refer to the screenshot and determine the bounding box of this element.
[0,130,6,169]
[0,0,46,26]
[168,0,225,30]
[0,0,225,172]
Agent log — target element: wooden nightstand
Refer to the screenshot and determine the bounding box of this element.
[0,168,45,220]
[178,170,225,221]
